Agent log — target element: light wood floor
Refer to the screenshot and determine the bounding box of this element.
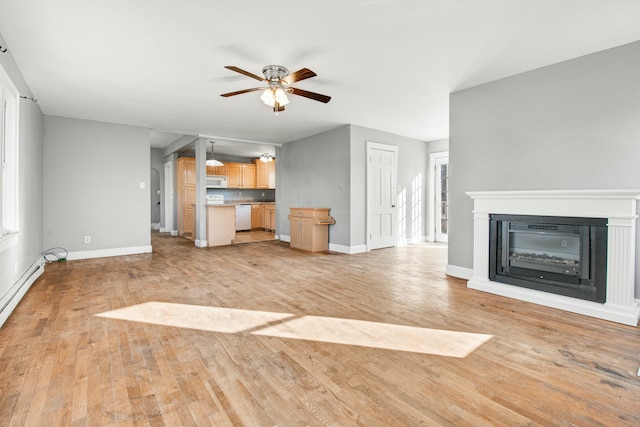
[1,232,639,426]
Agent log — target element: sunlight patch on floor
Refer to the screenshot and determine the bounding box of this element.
[253,316,491,357]
[96,302,492,357]
[96,302,294,333]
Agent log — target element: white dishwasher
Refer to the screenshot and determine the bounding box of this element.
[235,204,252,231]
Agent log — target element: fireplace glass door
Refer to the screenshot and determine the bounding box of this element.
[489,215,607,303]
[505,222,584,278]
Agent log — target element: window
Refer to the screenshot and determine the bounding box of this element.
[0,63,19,242]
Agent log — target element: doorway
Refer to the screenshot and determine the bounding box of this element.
[366,141,398,250]
[163,160,174,234]
[430,152,449,243]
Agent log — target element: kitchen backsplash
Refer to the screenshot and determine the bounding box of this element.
[207,188,275,202]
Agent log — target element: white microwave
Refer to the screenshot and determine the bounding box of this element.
[206,175,228,188]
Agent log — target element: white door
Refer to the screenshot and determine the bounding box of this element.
[434,155,449,243]
[367,142,397,250]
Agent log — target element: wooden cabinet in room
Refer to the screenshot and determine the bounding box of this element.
[264,204,276,231]
[251,204,262,229]
[227,163,256,188]
[254,159,276,189]
[288,208,335,252]
[206,164,228,176]
[177,157,196,236]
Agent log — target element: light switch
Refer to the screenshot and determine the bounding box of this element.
[140,182,146,189]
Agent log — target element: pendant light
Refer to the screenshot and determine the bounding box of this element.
[206,141,224,167]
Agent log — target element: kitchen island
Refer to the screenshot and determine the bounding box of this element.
[206,205,236,246]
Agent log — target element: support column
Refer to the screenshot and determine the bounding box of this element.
[194,138,208,247]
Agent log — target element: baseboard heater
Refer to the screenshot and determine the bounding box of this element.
[0,260,44,327]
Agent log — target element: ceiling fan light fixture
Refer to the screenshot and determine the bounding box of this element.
[260,87,289,108]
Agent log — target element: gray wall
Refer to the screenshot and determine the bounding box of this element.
[43,116,151,253]
[350,125,430,247]
[0,31,44,311]
[448,41,640,295]
[277,125,351,246]
[277,124,430,250]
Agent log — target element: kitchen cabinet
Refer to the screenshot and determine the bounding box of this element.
[177,157,196,236]
[227,163,256,188]
[254,159,276,189]
[288,208,334,252]
[251,204,262,229]
[264,204,276,231]
[206,164,228,176]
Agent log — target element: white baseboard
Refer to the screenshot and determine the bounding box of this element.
[446,264,473,280]
[329,243,367,254]
[0,258,44,328]
[469,278,640,326]
[279,235,366,254]
[194,239,208,248]
[67,245,152,261]
[170,230,178,236]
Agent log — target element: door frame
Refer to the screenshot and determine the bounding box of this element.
[163,160,174,234]
[366,141,398,251]
[428,151,449,243]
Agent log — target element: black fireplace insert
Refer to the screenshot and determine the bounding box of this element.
[489,214,607,303]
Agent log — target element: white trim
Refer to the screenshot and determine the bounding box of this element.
[468,279,640,326]
[366,141,398,251]
[0,231,19,253]
[429,151,449,243]
[0,258,44,327]
[446,264,473,280]
[170,230,178,236]
[329,243,367,254]
[194,239,207,248]
[67,245,152,261]
[280,234,291,243]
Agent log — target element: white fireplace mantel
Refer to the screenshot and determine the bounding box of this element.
[466,189,640,326]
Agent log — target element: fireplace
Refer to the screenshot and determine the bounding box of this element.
[466,190,640,326]
[489,214,607,303]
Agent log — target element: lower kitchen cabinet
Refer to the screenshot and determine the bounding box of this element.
[251,204,262,229]
[264,205,276,231]
[288,208,334,252]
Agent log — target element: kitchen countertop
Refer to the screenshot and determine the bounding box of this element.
[205,201,275,207]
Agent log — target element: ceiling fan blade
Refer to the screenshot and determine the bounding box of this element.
[224,66,265,82]
[289,87,331,103]
[220,87,263,97]
[282,68,317,84]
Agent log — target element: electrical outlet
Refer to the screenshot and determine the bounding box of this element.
[84,235,91,244]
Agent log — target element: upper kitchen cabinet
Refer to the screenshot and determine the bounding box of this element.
[254,159,276,189]
[227,163,256,188]
[207,164,228,176]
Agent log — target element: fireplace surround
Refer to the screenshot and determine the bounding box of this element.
[467,190,640,326]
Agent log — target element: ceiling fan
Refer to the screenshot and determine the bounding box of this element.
[220,65,331,114]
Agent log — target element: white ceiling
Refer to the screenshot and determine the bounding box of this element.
[2,0,640,156]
